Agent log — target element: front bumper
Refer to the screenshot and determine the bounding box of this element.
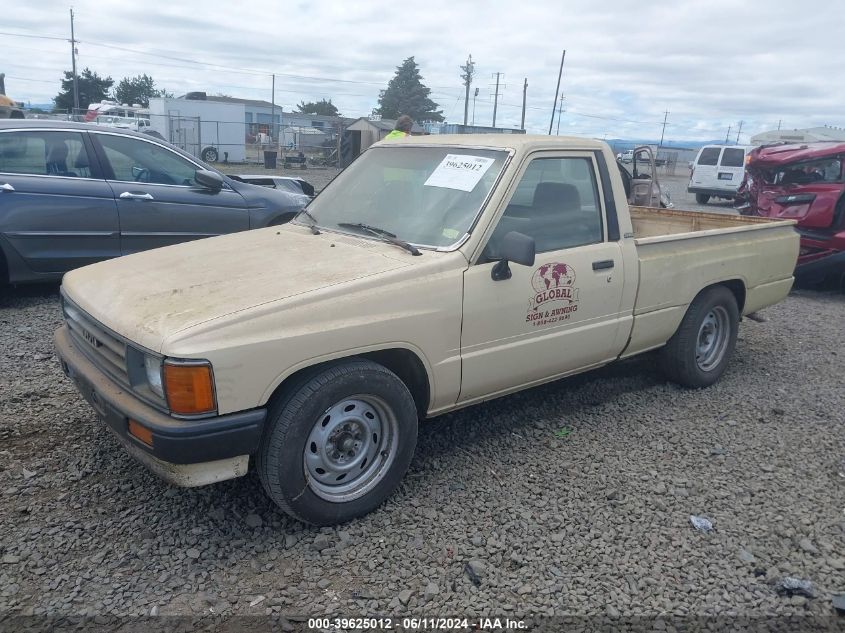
[54,325,266,486]
[687,186,738,198]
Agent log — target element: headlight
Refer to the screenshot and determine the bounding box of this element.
[144,355,164,398]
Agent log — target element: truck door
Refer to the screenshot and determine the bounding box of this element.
[459,152,627,403]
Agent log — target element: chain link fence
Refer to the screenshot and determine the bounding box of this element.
[18,110,343,167]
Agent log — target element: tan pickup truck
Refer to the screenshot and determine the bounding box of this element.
[55,135,799,525]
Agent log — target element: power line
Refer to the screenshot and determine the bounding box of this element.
[0,30,67,41]
[3,76,56,85]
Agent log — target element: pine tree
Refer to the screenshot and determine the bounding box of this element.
[113,74,167,107]
[296,99,340,116]
[53,68,113,112]
[377,57,443,122]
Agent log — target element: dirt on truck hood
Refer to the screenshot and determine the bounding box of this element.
[61,224,414,352]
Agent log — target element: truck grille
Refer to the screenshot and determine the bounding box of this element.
[63,299,129,386]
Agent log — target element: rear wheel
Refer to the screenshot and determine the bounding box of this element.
[695,193,710,204]
[200,147,219,163]
[659,286,739,388]
[257,360,418,525]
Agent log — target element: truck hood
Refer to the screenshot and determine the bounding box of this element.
[62,225,414,352]
[747,141,845,168]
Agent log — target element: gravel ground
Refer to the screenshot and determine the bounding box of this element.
[1,282,843,625]
[660,173,738,215]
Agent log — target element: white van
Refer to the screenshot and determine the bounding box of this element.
[688,145,752,204]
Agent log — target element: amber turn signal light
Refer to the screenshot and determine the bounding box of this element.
[163,362,216,416]
[128,419,154,447]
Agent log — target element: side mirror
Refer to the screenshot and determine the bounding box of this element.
[491,231,535,281]
[195,169,224,191]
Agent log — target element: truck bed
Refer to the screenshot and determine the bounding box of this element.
[621,206,799,359]
[629,206,792,242]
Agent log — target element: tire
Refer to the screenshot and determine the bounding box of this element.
[695,193,710,204]
[201,147,219,163]
[0,249,7,286]
[658,285,739,388]
[257,359,418,525]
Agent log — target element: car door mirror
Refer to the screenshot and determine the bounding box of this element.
[195,169,224,191]
[491,231,535,281]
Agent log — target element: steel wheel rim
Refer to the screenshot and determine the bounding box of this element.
[696,306,730,371]
[303,395,398,503]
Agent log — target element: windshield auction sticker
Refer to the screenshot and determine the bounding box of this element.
[424,154,496,192]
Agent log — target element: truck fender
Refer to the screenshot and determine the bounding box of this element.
[260,342,435,418]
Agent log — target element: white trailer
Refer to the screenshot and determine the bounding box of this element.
[147,98,247,163]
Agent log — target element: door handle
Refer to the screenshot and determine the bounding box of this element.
[1,183,15,192]
[592,259,614,271]
[119,191,154,201]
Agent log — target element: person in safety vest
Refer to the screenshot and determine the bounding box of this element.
[384,115,414,140]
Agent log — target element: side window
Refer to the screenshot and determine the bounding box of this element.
[97,134,199,186]
[776,157,843,184]
[720,148,745,167]
[697,147,721,166]
[0,131,92,178]
[486,157,603,257]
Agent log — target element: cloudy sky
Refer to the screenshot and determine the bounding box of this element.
[3,0,843,142]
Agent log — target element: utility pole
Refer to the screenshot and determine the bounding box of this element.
[69,8,79,115]
[271,74,276,145]
[659,110,669,147]
[549,50,566,135]
[461,54,474,127]
[491,72,503,128]
[777,119,782,130]
[472,87,479,126]
[520,78,527,131]
[725,125,731,144]
[736,120,743,144]
[555,94,565,135]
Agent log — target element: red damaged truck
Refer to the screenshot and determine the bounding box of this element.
[737,142,845,283]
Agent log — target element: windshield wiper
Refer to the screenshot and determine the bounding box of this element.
[295,208,321,234]
[337,222,421,256]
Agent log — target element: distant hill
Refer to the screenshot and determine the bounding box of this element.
[606,138,728,150]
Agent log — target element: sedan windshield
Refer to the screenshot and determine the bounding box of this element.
[304,146,509,248]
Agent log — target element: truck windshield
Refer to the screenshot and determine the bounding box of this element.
[304,146,509,248]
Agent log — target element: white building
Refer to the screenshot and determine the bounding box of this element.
[750,126,845,145]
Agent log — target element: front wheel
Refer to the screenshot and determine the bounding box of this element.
[658,286,739,388]
[695,193,710,204]
[257,360,418,525]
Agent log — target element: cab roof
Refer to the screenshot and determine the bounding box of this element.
[375,133,608,153]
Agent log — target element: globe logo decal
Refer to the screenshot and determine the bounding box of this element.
[531,262,575,294]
